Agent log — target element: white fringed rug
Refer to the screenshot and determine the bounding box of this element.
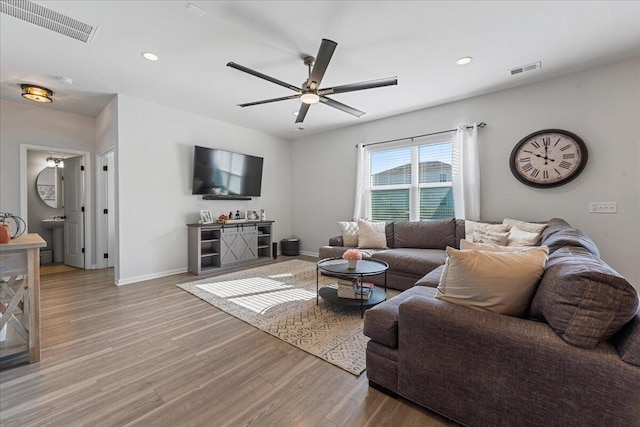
[177,259,372,375]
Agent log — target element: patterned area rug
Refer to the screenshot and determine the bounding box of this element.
[177,259,378,375]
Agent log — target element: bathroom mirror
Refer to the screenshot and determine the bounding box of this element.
[36,166,63,208]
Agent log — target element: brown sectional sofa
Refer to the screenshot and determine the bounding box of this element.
[318,218,465,290]
[319,218,640,426]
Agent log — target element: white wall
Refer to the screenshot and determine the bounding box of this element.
[0,100,96,215]
[291,57,640,288]
[115,95,292,285]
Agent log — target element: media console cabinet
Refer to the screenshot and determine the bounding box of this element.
[187,221,274,275]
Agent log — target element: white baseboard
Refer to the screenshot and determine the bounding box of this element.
[299,250,319,257]
[115,267,188,286]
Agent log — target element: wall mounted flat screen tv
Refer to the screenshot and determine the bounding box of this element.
[192,146,263,197]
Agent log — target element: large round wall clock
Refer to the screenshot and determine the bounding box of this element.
[509,129,588,188]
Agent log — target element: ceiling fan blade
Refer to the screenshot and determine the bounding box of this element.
[318,77,398,96]
[238,94,301,107]
[295,103,310,123]
[227,62,301,92]
[320,96,365,117]
[307,39,337,90]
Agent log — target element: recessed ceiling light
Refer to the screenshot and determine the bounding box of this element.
[456,56,473,65]
[294,127,305,131]
[142,52,158,61]
[293,111,299,116]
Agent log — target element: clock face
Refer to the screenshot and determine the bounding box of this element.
[509,129,588,188]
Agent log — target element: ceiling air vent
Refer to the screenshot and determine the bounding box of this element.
[509,61,541,76]
[0,0,97,43]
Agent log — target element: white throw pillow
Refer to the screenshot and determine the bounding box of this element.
[436,246,549,317]
[337,221,359,247]
[506,226,541,246]
[357,219,387,249]
[460,239,545,252]
[502,218,547,234]
[472,229,510,245]
[464,220,510,240]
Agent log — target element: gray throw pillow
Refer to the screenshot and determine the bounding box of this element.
[530,246,639,348]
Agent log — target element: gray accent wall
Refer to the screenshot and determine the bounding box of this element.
[290,57,640,289]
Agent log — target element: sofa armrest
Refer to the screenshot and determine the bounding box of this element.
[328,235,344,246]
[612,311,640,367]
[397,295,640,427]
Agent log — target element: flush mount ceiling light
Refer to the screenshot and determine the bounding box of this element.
[456,56,473,65]
[21,84,53,103]
[142,52,158,61]
[300,92,320,104]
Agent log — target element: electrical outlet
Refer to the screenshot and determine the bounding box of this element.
[589,202,618,213]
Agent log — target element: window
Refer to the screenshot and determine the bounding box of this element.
[369,141,453,221]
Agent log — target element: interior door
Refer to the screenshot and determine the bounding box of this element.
[63,156,85,268]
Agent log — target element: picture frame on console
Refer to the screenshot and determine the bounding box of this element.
[245,209,260,221]
[200,210,213,224]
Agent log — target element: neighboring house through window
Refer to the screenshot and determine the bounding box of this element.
[369,140,454,221]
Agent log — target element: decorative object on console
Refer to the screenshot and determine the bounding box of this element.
[509,129,588,188]
[343,248,362,269]
[0,222,10,243]
[200,210,213,224]
[0,212,26,239]
[245,209,260,221]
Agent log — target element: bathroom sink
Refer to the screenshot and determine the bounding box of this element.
[42,218,64,229]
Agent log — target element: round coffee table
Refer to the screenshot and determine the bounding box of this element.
[316,258,389,318]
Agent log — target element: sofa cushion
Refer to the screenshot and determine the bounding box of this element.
[460,239,546,252]
[530,246,639,348]
[506,226,541,246]
[540,217,571,241]
[371,248,447,277]
[472,228,510,245]
[464,220,510,240]
[357,219,388,249]
[415,264,446,288]
[337,221,358,246]
[541,227,600,257]
[363,286,437,348]
[612,311,640,367]
[436,246,549,317]
[503,218,548,234]
[393,219,455,249]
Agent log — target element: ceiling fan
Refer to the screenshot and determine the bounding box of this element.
[227,39,398,124]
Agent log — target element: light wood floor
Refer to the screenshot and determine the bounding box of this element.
[0,257,456,426]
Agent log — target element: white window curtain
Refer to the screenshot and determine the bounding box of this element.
[353,143,371,220]
[451,123,480,220]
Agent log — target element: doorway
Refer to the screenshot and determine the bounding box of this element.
[20,144,93,269]
[96,149,116,269]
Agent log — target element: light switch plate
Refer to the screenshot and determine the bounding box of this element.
[589,202,618,213]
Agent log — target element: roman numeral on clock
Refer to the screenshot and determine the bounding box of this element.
[522,163,534,172]
[519,157,530,162]
[563,153,575,159]
[531,141,541,149]
[559,161,572,169]
[543,170,549,180]
[560,144,572,151]
[542,137,550,147]
[530,168,540,178]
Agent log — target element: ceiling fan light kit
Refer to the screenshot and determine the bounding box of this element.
[20,84,53,103]
[227,38,397,123]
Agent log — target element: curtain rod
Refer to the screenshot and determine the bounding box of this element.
[358,122,486,148]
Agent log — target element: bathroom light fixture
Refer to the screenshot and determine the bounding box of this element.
[46,157,64,168]
[456,56,473,65]
[21,84,53,103]
[300,93,320,104]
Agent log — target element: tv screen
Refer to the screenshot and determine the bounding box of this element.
[192,146,263,197]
